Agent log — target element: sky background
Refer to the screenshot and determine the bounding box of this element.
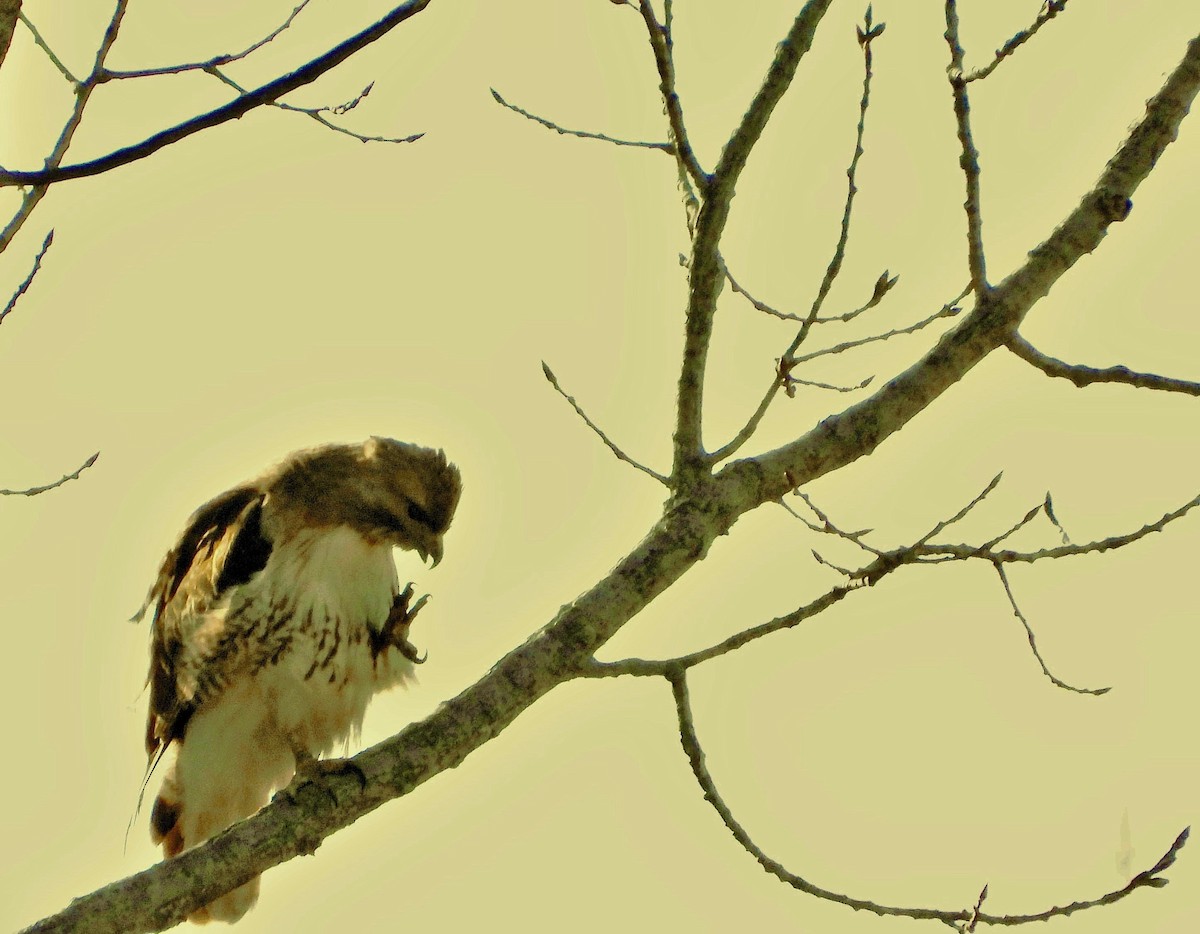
[1,1,1198,931]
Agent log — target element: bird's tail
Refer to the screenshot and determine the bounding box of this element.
[151,690,293,923]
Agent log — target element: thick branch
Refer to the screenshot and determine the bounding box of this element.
[0,0,433,188]
[1006,333,1200,395]
[672,0,834,483]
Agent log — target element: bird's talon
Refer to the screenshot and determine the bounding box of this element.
[382,586,430,663]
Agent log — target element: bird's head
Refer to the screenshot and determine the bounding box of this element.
[269,436,462,565]
[352,436,462,564]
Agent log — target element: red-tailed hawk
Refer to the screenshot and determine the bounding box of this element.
[135,437,461,923]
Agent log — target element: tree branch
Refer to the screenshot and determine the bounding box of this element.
[666,668,1189,926]
[671,0,835,484]
[541,362,669,485]
[1006,332,1200,394]
[0,229,53,325]
[22,21,1200,934]
[0,0,433,188]
[731,31,1200,511]
[965,0,1070,83]
[491,87,672,152]
[0,451,99,497]
[635,0,707,189]
[97,0,312,81]
[206,69,422,145]
[945,1,989,292]
[993,560,1110,696]
[17,11,78,84]
[0,0,128,253]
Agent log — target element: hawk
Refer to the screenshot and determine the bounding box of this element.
[135,437,461,923]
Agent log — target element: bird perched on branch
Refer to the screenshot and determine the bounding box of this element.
[134,437,462,923]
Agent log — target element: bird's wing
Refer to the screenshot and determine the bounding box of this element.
[139,485,273,761]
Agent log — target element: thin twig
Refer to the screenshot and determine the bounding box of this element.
[0,451,99,497]
[944,1,989,292]
[18,12,79,84]
[918,471,1003,543]
[660,669,1187,926]
[923,491,1200,565]
[98,1,312,81]
[956,884,988,933]
[1007,332,1200,395]
[0,0,434,188]
[635,0,708,189]
[0,229,54,325]
[542,362,668,485]
[1,0,130,253]
[708,15,885,466]
[994,561,1110,695]
[788,289,966,366]
[726,264,899,325]
[965,1,1069,83]
[670,0,835,484]
[208,69,422,145]
[782,7,884,361]
[491,88,672,152]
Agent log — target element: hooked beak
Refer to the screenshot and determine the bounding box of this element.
[418,539,443,568]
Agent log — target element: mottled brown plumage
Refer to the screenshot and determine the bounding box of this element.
[135,437,461,923]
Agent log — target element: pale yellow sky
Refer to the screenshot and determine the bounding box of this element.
[1,2,1198,932]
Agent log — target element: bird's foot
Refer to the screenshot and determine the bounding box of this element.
[275,750,367,807]
[380,583,429,664]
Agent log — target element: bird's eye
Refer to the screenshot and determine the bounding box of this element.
[407,502,431,526]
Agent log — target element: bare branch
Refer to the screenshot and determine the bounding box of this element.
[582,580,860,678]
[542,362,669,485]
[671,0,835,485]
[635,0,707,189]
[944,1,989,292]
[0,0,433,188]
[956,884,988,933]
[1006,332,1200,395]
[709,285,966,466]
[921,491,1200,565]
[0,229,53,325]
[730,33,1200,511]
[98,1,312,81]
[207,68,422,145]
[0,451,98,497]
[18,12,79,84]
[782,7,884,361]
[661,669,1188,926]
[789,287,967,366]
[918,471,1004,543]
[724,264,802,321]
[491,88,671,152]
[993,561,1110,696]
[0,0,129,253]
[965,0,1070,83]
